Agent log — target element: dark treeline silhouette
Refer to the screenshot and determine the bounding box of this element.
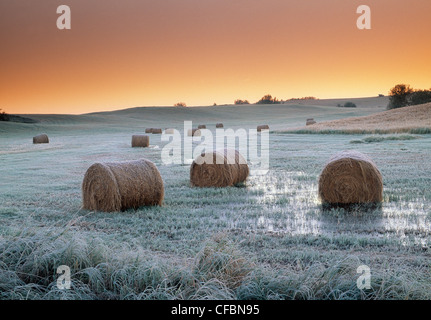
[0,108,9,121]
[234,99,250,105]
[388,84,431,109]
[256,94,280,104]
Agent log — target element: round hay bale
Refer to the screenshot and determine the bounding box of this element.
[318,150,383,205]
[165,128,175,134]
[216,123,224,128]
[198,125,206,129]
[257,125,269,132]
[82,159,164,212]
[190,149,249,187]
[152,128,162,134]
[187,128,201,137]
[131,135,149,148]
[33,134,49,144]
[306,119,316,125]
[145,128,153,133]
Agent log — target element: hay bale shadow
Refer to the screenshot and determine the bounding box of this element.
[320,202,383,216]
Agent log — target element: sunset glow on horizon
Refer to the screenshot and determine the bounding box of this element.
[1,0,430,114]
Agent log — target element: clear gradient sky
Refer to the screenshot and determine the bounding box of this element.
[1,0,430,114]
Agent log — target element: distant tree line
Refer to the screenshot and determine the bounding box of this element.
[287,97,318,101]
[174,102,187,107]
[234,95,319,105]
[0,108,9,121]
[388,84,431,109]
[234,99,250,105]
[256,94,280,104]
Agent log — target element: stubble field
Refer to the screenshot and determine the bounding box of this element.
[1,100,430,299]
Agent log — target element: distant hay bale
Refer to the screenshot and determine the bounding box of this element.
[216,123,224,128]
[131,135,149,148]
[198,125,206,129]
[187,128,201,137]
[165,128,175,134]
[306,118,317,125]
[257,125,269,132]
[33,134,49,144]
[145,128,153,133]
[152,128,162,134]
[190,149,249,187]
[82,159,164,212]
[318,150,383,205]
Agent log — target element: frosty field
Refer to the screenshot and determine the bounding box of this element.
[1,102,430,300]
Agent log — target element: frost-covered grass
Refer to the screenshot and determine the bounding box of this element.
[1,105,431,300]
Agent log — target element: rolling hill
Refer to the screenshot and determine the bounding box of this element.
[283,102,431,134]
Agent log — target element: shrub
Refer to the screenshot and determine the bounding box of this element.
[343,102,357,108]
[234,99,250,105]
[256,94,280,104]
[174,102,187,107]
[337,102,357,108]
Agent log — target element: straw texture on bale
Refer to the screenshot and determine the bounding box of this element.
[257,125,269,132]
[145,128,153,133]
[216,123,224,128]
[131,135,149,148]
[187,129,201,137]
[198,125,206,129]
[318,150,383,205]
[190,149,249,187]
[82,159,164,212]
[33,134,49,144]
[165,128,175,134]
[152,128,162,134]
[306,119,317,125]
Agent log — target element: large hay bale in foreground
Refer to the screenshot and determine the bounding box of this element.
[306,118,316,125]
[33,134,49,144]
[82,159,164,212]
[257,125,269,132]
[190,149,249,187]
[216,123,224,128]
[131,135,149,148]
[318,150,383,205]
[152,128,162,134]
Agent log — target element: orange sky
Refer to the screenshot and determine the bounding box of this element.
[1,0,430,114]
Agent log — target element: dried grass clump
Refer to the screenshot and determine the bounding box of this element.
[152,128,162,134]
[187,129,201,137]
[306,118,317,125]
[216,123,224,128]
[257,125,269,132]
[131,135,149,148]
[190,149,249,187]
[198,125,206,129]
[318,150,383,205]
[33,134,49,144]
[165,128,175,134]
[145,128,153,133]
[82,159,164,212]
